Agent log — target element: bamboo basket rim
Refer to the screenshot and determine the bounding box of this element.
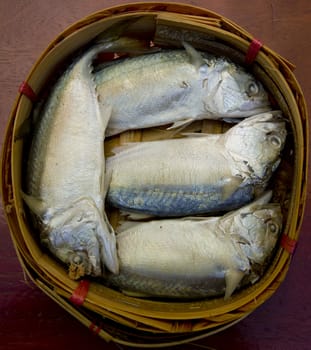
[1,1,309,344]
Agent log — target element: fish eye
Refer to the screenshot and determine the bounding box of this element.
[268,221,278,233]
[71,253,83,265]
[268,135,282,148]
[246,81,259,96]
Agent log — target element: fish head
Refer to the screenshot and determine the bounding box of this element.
[41,211,102,279]
[220,201,282,265]
[225,111,287,181]
[218,192,282,263]
[203,60,271,117]
[234,204,283,265]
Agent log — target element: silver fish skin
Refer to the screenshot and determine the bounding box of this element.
[106,112,286,217]
[23,44,119,278]
[95,43,271,136]
[107,192,282,299]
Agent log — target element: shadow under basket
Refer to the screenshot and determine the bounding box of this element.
[1,2,308,347]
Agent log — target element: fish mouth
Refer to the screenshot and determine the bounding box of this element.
[68,251,91,279]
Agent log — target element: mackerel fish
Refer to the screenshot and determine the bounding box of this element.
[106,112,286,217]
[95,43,271,136]
[23,44,119,279]
[107,192,282,299]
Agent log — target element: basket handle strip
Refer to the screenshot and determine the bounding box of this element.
[18,81,38,102]
[70,279,90,306]
[280,234,298,255]
[245,38,263,65]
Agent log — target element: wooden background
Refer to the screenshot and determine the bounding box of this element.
[0,1,310,349]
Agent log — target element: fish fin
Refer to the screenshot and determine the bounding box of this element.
[222,118,243,124]
[21,191,47,217]
[99,210,119,274]
[95,37,159,57]
[221,176,243,201]
[116,219,141,233]
[182,41,206,72]
[253,191,273,205]
[237,191,273,215]
[186,216,220,231]
[97,103,113,132]
[224,269,245,300]
[99,104,113,196]
[119,210,155,221]
[166,118,195,131]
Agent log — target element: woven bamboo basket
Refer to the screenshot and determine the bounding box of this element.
[1,2,308,347]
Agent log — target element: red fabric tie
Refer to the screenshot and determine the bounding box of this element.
[70,280,90,306]
[19,81,37,102]
[245,38,263,65]
[89,322,102,336]
[280,234,297,254]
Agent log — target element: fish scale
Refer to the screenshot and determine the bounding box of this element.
[107,193,282,299]
[106,112,287,217]
[23,44,119,278]
[107,184,255,217]
[95,44,271,136]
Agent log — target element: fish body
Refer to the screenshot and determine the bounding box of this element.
[107,193,282,299]
[23,45,119,278]
[95,43,271,136]
[106,112,286,217]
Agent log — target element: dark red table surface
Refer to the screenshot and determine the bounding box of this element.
[0,1,310,349]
